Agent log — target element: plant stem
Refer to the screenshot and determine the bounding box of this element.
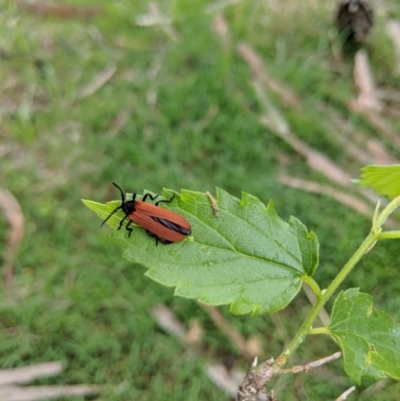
[276,231,376,367]
[276,197,400,367]
[321,231,376,303]
[374,195,400,229]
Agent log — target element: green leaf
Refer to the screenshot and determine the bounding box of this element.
[357,164,400,199]
[290,218,319,277]
[83,188,319,315]
[329,288,400,383]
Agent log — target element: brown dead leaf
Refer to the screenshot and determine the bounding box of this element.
[245,337,263,358]
[186,319,204,346]
[13,0,102,19]
[335,0,374,44]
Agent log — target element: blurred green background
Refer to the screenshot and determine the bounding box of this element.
[1,0,400,399]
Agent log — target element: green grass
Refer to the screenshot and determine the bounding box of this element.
[1,0,400,399]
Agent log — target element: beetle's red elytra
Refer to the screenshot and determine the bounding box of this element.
[101,183,191,244]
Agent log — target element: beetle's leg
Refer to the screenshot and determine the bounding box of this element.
[145,230,171,245]
[155,194,175,207]
[125,220,133,237]
[118,214,128,230]
[142,193,159,202]
[145,230,158,245]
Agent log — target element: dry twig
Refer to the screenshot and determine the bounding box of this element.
[335,385,356,401]
[0,362,101,400]
[135,3,178,42]
[108,107,132,138]
[278,352,342,375]
[316,102,398,165]
[0,362,62,386]
[200,304,251,358]
[237,43,300,109]
[358,378,389,398]
[152,304,246,397]
[75,65,117,102]
[151,304,186,342]
[352,49,381,111]
[0,189,24,290]
[278,175,371,216]
[205,364,244,398]
[238,352,342,401]
[238,357,277,401]
[386,20,400,74]
[255,92,352,187]
[349,50,400,148]
[349,101,400,148]
[206,0,243,13]
[0,384,101,400]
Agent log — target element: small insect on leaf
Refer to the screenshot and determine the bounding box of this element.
[101,183,191,245]
[206,191,219,217]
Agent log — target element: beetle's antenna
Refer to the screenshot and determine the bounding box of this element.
[112,182,125,203]
[101,205,122,226]
[101,183,125,227]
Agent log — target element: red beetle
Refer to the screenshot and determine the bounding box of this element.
[101,183,191,244]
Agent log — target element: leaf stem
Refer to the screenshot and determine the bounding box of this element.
[377,230,400,240]
[302,276,322,299]
[308,327,330,335]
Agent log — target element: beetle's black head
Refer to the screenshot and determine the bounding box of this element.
[120,199,136,215]
[101,183,137,227]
